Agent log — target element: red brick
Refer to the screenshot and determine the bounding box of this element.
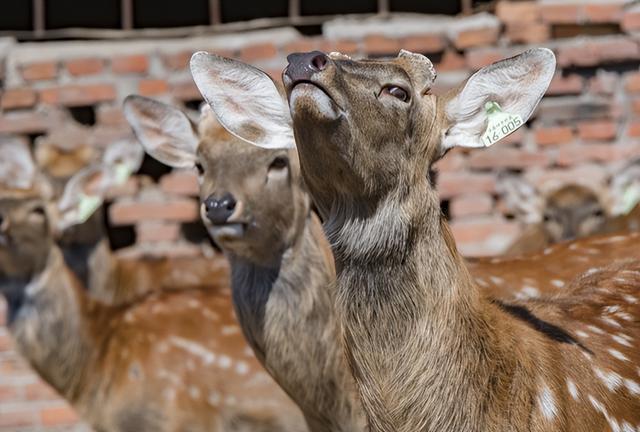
[584,3,624,23]
[138,79,168,96]
[0,407,37,428]
[450,216,520,244]
[41,405,79,426]
[65,57,103,76]
[40,84,116,106]
[109,199,199,224]
[364,35,400,56]
[0,111,51,134]
[589,72,618,95]
[546,74,582,95]
[171,80,202,101]
[465,48,505,70]
[450,193,494,218]
[96,105,126,126]
[433,147,467,172]
[1,88,38,110]
[401,33,446,54]
[540,3,581,24]
[112,54,149,74]
[20,61,57,81]
[162,50,193,71]
[556,142,632,165]
[454,27,500,50]
[136,221,181,243]
[468,148,550,170]
[632,98,640,115]
[283,38,320,53]
[496,1,540,24]
[622,6,640,32]
[160,170,199,195]
[505,22,550,44]
[439,172,496,199]
[626,72,640,92]
[0,384,21,402]
[106,177,139,199]
[559,38,640,67]
[534,126,574,146]
[25,382,60,401]
[577,120,617,141]
[240,43,277,61]
[320,39,360,54]
[436,50,467,72]
[627,120,640,137]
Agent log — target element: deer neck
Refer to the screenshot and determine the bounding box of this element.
[3,247,96,404]
[229,212,363,432]
[328,179,517,432]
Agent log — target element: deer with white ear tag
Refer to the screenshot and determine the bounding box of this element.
[124,95,366,432]
[192,49,640,432]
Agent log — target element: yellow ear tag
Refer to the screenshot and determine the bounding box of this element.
[76,194,103,224]
[622,184,640,214]
[113,163,132,186]
[481,101,524,147]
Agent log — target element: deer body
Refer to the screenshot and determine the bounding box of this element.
[124,97,365,432]
[192,49,640,431]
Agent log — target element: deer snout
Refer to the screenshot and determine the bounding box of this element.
[284,51,329,83]
[204,193,238,225]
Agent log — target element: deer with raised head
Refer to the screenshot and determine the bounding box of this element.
[192,49,640,431]
[0,144,307,432]
[500,164,640,256]
[123,95,366,432]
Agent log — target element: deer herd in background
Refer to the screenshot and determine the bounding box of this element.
[0,47,638,432]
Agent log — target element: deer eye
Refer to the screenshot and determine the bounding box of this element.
[195,162,205,176]
[31,206,46,216]
[543,213,552,222]
[381,86,409,102]
[592,209,605,218]
[269,157,288,171]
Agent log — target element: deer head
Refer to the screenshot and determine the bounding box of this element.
[123,95,309,267]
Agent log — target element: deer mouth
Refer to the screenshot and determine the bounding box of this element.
[288,80,343,117]
[209,222,247,241]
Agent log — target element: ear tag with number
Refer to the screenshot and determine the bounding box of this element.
[113,163,132,186]
[76,193,103,224]
[622,184,640,215]
[481,101,523,147]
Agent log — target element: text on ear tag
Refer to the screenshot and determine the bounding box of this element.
[481,101,523,147]
[76,194,103,224]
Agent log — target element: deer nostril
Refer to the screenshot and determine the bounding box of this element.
[204,193,237,224]
[310,53,327,71]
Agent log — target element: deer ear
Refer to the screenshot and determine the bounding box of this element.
[190,51,295,150]
[611,159,640,215]
[442,48,555,150]
[123,95,198,168]
[56,166,106,231]
[102,139,145,185]
[497,174,544,224]
[0,136,36,190]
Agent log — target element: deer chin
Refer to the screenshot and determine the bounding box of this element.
[289,83,342,121]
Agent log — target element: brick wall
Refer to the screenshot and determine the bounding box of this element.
[1,1,640,429]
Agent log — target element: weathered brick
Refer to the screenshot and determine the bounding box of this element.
[558,38,640,68]
[160,170,199,196]
[112,54,149,74]
[283,38,320,53]
[106,177,139,199]
[65,58,104,76]
[436,50,467,72]
[450,216,520,244]
[450,193,494,218]
[465,48,505,70]
[320,39,360,54]
[40,84,116,106]
[96,105,126,126]
[577,120,617,141]
[24,382,60,401]
[0,384,21,402]
[622,5,640,32]
[627,120,640,137]
[162,50,193,71]
[468,147,550,170]
[138,79,169,97]
[589,71,618,95]
[535,126,574,146]
[505,22,550,44]
[439,172,496,199]
[171,80,202,101]
[109,199,199,225]
[496,1,540,24]
[240,43,277,61]
[1,88,38,110]
[0,407,37,428]
[540,3,581,24]
[584,2,624,23]
[364,35,401,56]
[401,33,446,54]
[454,27,500,50]
[0,111,51,134]
[547,74,582,95]
[137,221,181,243]
[20,61,57,81]
[556,142,636,165]
[626,72,640,92]
[433,147,467,172]
[41,404,79,426]
[632,98,640,115]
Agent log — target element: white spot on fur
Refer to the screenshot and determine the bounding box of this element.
[218,355,232,369]
[575,330,589,339]
[624,378,640,395]
[189,386,201,400]
[601,316,622,328]
[593,367,622,391]
[567,379,579,401]
[623,295,638,304]
[587,325,605,335]
[551,279,565,288]
[609,349,630,362]
[537,384,557,421]
[235,361,249,375]
[169,336,216,365]
[163,388,176,401]
[612,334,633,347]
[489,276,504,285]
[207,391,221,406]
[221,325,240,336]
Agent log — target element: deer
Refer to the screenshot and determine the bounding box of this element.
[123,95,367,432]
[0,143,308,432]
[499,164,640,256]
[191,48,640,431]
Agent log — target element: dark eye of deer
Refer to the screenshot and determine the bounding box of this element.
[195,162,204,176]
[383,86,409,102]
[31,206,46,216]
[593,209,605,218]
[269,157,288,171]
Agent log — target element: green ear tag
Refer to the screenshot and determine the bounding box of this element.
[622,184,640,214]
[481,101,524,147]
[76,194,103,224]
[113,163,132,186]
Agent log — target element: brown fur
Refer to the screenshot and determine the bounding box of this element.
[0,191,308,432]
[284,52,640,431]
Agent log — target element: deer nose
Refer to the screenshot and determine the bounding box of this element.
[204,193,237,225]
[285,51,329,82]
